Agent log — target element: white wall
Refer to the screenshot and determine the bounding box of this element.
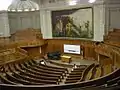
[40,10,52,39]
[105,4,120,34]
[1,0,119,41]
[93,4,105,41]
[105,0,120,34]
[110,8,120,29]
[0,11,10,37]
[39,0,105,41]
[8,11,40,34]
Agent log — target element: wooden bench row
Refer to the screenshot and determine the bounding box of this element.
[0,64,62,85]
[25,60,68,74]
[65,65,88,83]
[0,59,70,85]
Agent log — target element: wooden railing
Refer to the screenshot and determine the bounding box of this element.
[0,48,28,66]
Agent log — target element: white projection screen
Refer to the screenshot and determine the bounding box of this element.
[64,44,80,54]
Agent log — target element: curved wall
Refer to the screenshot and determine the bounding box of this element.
[8,11,40,34]
[45,39,120,68]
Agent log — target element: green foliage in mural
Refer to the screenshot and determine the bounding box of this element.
[52,7,93,39]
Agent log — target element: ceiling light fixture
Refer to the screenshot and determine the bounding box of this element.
[88,0,96,3]
[68,0,77,6]
[11,9,16,12]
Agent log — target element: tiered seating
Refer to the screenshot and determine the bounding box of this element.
[84,66,94,81]
[0,59,70,85]
[12,71,54,84]
[65,65,88,83]
[0,60,120,90]
[93,65,103,79]
[103,64,113,75]
[0,74,17,85]
[21,63,60,78]
[0,48,28,66]
[81,64,112,82]
[85,64,102,80]
[5,72,36,85]
[28,60,68,74]
[79,63,95,81]
[8,63,16,72]
[106,75,120,86]
[17,64,61,84]
[49,60,74,68]
[15,68,60,82]
[0,64,11,73]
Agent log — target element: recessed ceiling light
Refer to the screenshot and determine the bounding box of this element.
[8,9,11,11]
[24,9,29,11]
[17,9,22,12]
[11,9,16,12]
[88,0,96,3]
[31,9,35,11]
[68,0,77,6]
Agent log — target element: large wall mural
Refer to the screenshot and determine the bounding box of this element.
[52,7,93,39]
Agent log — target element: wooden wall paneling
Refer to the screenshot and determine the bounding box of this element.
[114,53,120,68]
[99,55,112,66]
[110,46,120,68]
[46,39,96,60]
[83,45,96,60]
[109,9,120,29]
[46,40,55,53]
[19,40,48,59]
[21,46,41,59]
[41,42,48,56]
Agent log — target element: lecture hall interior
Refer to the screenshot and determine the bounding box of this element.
[0,0,120,90]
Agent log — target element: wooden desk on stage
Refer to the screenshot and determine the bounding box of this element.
[61,55,72,63]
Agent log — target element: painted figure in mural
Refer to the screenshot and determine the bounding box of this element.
[85,21,91,37]
[66,17,73,37]
[78,25,82,34]
[55,17,65,37]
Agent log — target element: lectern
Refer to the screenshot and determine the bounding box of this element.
[61,55,72,63]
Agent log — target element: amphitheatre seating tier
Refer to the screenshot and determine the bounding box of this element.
[0,48,28,66]
[0,59,120,89]
[65,65,87,84]
[0,36,120,89]
[93,65,103,79]
[29,60,68,73]
[19,63,63,79]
